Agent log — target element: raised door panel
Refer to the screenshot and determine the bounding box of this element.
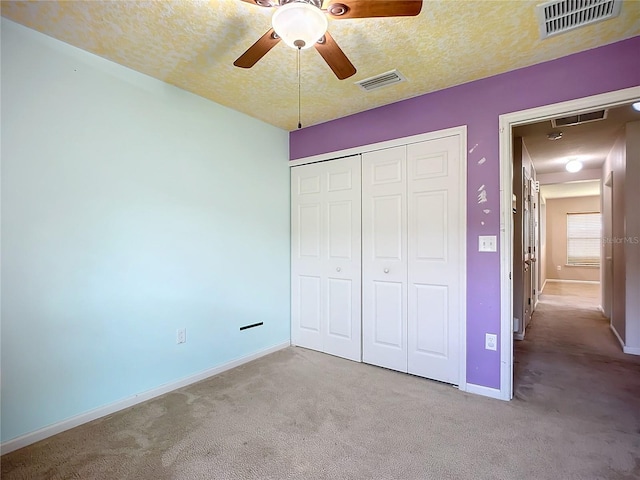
[414,284,448,357]
[362,146,408,372]
[373,195,404,260]
[414,191,447,261]
[327,201,352,260]
[373,282,404,347]
[297,204,321,259]
[327,278,352,339]
[295,275,323,350]
[367,280,406,371]
[407,136,462,384]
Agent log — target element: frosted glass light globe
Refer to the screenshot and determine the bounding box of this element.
[272,2,328,50]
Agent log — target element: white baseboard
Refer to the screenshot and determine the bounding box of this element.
[465,383,507,401]
[609,324,640,355]
[545,279,600,284]
[541,279,547,292]
[0,341,291,455]
[610,324,625,349]
[623,345,640,355]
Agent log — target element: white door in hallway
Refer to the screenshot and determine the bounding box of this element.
[407,136,462,384]
[362,146,408,372]
[291,156,362,361]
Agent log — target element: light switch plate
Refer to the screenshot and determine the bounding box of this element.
[478,235,497,252]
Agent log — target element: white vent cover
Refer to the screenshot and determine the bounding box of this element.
[355,69,407,92]
[536,0,622,39]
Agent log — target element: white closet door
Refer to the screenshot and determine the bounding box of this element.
[407,136,462,384]
[292,162,324,352]
[323,157,362,361]
[291,156,361,361]
[362,146,408,372]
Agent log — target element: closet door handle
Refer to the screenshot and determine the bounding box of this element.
[384,268,389,273]
[336,267,341,272]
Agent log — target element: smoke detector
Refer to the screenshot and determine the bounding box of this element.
[547,131,563,140]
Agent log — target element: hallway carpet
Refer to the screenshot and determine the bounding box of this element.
[3,283,639,479]
[514,281,640,433]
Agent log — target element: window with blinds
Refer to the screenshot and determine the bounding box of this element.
[567,212,601,266]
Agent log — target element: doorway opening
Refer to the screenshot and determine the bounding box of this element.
[498,86,640,401]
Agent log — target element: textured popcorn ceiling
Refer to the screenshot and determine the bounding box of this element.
[2,0,639,131]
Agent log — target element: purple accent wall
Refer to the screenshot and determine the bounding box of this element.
[290,37,640,390]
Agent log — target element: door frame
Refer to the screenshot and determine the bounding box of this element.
[498,86,640,401]
[291,125,468,391]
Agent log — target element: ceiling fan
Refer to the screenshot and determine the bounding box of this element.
[234,0,423,80]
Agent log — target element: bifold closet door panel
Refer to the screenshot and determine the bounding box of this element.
[291,156,362,362]
[407,136,462,385]
[323,157,361,361]
[291,162,324,352]
[362,146,408,373]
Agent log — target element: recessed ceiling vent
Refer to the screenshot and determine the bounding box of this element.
[536,0,622,39]
[355,69,407,92]
[551,109,608,127]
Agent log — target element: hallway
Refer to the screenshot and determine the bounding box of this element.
[514,281,640,435]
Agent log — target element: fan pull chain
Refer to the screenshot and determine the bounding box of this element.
[297,46,302,129]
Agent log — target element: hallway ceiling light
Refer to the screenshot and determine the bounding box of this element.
[633,101,640,112]
[565,159,583,173]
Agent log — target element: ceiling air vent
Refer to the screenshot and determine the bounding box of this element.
[355,69,407,92]
[536,0,622,39]
[551,109,608,127]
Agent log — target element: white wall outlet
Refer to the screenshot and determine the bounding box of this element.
[478,235,497,252]
[557,265,562,271]
[485,333,497,351]
[177,328,186,344]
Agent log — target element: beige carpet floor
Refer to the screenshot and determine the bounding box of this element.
[2,282,640,479]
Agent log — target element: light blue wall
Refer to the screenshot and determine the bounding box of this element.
[1,19,290,443]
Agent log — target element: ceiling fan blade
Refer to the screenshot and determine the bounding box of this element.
[234,28,281,69]
[322,0,422,19]
[314,31,356,80]
[239,0,278,7]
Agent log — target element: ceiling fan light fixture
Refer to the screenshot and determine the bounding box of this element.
[327,3,349,16]
[272,2,328,49]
